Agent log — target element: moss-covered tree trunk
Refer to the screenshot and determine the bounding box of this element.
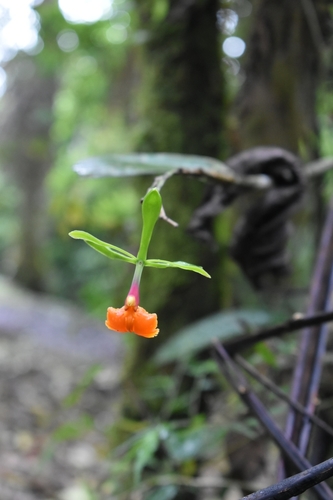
[138,0,225,158]
[118,1,227,396]
[133,0,226,339]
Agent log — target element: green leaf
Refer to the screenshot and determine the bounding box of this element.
[188,359,219,377]
[146,486,178,500]
[63,364,103,407]
[154,310,274,365]
[151,0,169,22]
[86,241,137,264]
[52,414,94,442]
[133,428,160,485]
[254,342,277,367]
[164,424,226,462]
[69,230,137,263]
[145,258,211,278]
[137,189,162,261]
[73,153,234,182]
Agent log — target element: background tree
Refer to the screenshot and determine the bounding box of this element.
[131,0,229,346]
[0,56,57,290]
[136,0,225,157]
[234,0,332,157]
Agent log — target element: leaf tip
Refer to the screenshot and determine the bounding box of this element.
[143,188,162,212]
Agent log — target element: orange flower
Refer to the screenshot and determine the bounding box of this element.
[105,295,159,338]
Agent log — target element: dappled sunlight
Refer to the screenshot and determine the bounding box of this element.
[58,0,113,24]
[0,0,40,61]
[57,29,79,52]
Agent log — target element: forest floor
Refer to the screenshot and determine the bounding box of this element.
[0,276,125,500]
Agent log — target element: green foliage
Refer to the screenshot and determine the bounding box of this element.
[144,259,210,278]
[132,427,161,484]
[137,188,162,261]
[33,0,143,310]
[318,82,333,200]
[154,309,274,364]
[63,364,103,407]
[146,486,178,500]
[151,0,169,23]
[52,414,94,442]
[69,230,137,263]
[69,189,210,279]
[164,417,226,462]
[254,341,277,367]
[109,416,228,497]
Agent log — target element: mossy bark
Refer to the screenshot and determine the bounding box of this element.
[137,0,225,158]
[124,0,227,387]
[136,0,226,326]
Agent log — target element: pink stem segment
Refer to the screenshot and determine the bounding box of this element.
[126,261,144,306]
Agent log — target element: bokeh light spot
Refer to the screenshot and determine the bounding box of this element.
[217,9,239,35]
[57,29,79,52]
[106,24,127,44]
[222,36,246,58]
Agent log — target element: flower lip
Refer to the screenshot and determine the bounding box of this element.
[105,304,159,338]
[105,260,159,338]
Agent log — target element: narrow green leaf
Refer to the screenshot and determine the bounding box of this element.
[69,230,137,262]
[73,153,233,181]
[137,189,162,261]
[145,259,211,278]
[164,424,226,462]
[52,415,94,442]
[86,241,137,263]
[133,428,160,484]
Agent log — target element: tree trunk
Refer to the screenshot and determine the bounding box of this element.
[138,0,225,158]
[234,0,331,157]
[123,0,226,384]
[0,56,58,291]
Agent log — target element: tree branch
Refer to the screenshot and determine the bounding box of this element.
[235,355,333,439]
[241,457,333,500]
[213,342,333,500]
[223,310,333,356]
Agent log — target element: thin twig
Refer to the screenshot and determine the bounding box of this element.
[213,342,333,500]
[304,157,333,178]
[144,173,179,226]
[151,170,177,191]
[285,202,333,467]
[223,310,333,356]
[241,457,333,500]
[235,355,333,439]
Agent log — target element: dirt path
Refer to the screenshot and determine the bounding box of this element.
[0,277,125,499]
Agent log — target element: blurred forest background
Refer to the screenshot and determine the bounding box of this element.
[0,0,333,499]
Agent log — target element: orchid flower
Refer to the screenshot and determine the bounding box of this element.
[69,189,210,338]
